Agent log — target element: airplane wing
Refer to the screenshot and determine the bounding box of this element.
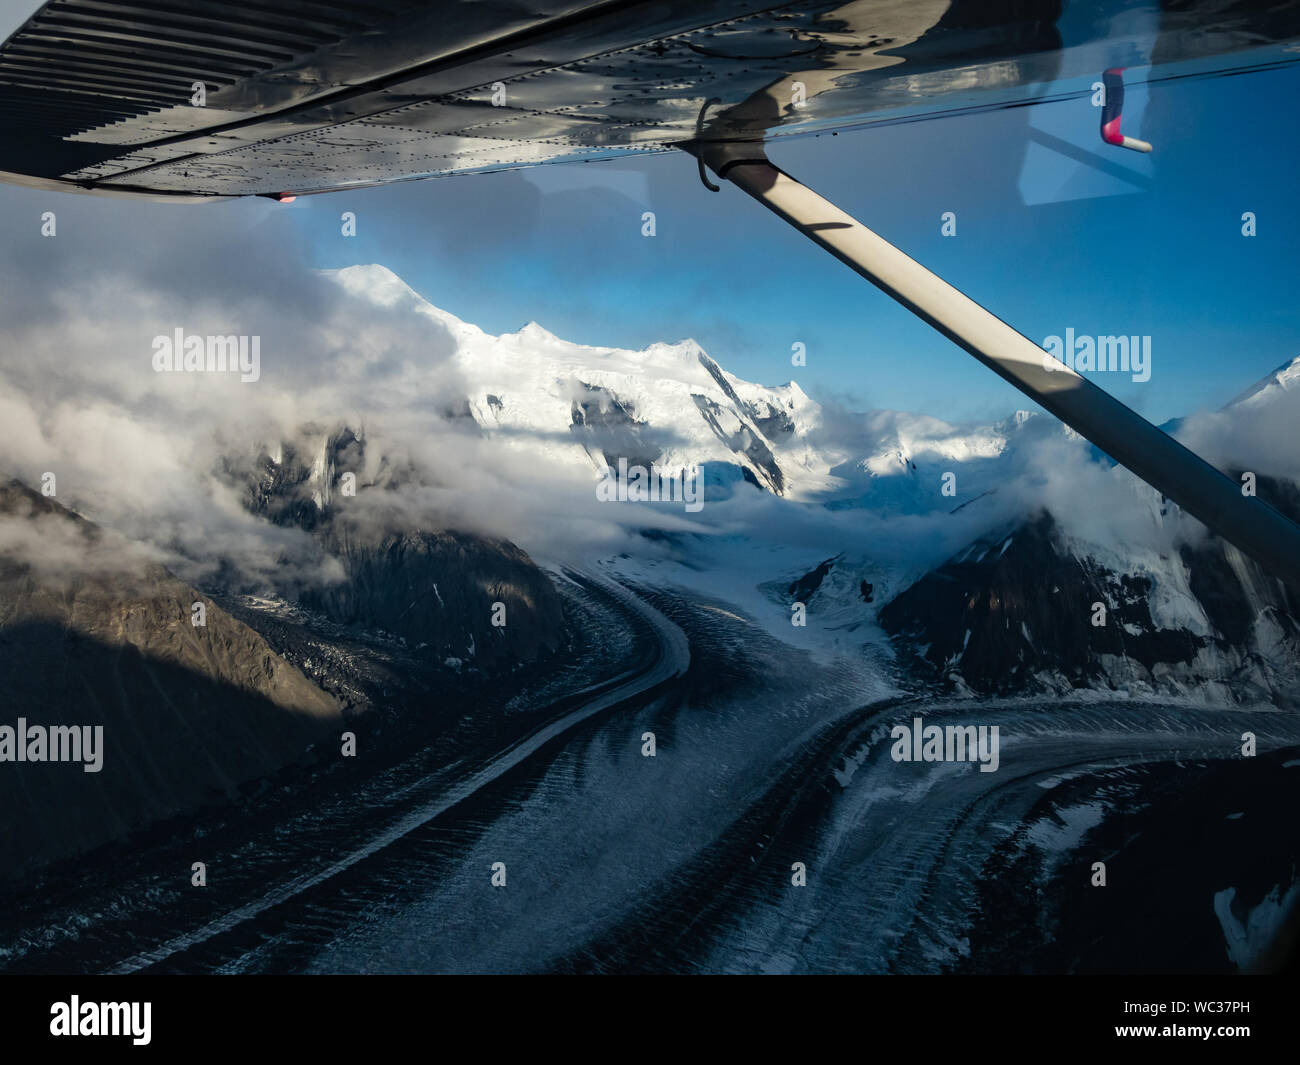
[0,0,1297,199]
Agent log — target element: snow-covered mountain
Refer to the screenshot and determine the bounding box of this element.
[327,263,1068,512]
[331,264,834,498]
[321,263,1300,705]
[1226,355,1300,411]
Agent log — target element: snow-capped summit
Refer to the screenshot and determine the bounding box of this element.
[320,263,1067,508]
[324,265,834,497]
[1226,354,1300,411]
[330,262,423,308]
[329,263,488,342]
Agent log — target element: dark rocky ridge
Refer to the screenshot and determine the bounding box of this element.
[879,506,1300,703]
[570,383,662,470]
[305,525,563,668]
[695,352,786,494]
[788,556,838,602]
[234,427,564,669]
[0,480,341,881]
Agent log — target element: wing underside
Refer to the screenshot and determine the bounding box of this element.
[0,0,1297,198]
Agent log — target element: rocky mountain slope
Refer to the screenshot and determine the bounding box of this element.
[0,480,341,881]
[223,425,564,670]
[877,504,1300,704]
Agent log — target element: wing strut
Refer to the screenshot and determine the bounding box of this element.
[686,139,1300,584]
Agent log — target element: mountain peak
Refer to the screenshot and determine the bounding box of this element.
[510,320,558,343]
[1226,354,1300,410]
[325,263,483,339]
[328,263,418,303]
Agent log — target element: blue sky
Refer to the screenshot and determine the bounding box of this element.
[293,60,1299,425]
